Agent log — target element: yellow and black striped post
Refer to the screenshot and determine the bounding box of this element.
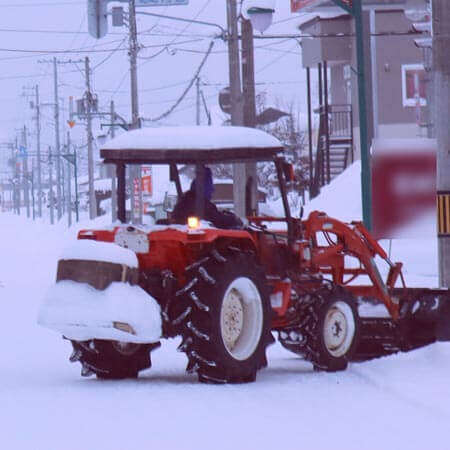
[438,191,450,237]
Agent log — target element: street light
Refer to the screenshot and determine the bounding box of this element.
[243,0,275,33]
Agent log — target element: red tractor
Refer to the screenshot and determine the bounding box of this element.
[39,126,450,383]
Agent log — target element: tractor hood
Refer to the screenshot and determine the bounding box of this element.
[77,223,257,256]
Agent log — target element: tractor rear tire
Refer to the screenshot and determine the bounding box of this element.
[304,287,360,372]
[179,250,273,383]
[70,339,159,379]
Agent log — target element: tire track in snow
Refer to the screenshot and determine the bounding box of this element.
[349,363,449,420]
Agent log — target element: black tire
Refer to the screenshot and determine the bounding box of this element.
[70,339,160,379]
[299,287,360,372]
[179,249,273,383]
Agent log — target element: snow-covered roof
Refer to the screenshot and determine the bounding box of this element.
[101,126,283,165]
[298,13,349,30]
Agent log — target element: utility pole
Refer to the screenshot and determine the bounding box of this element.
[85,56,96,220]
[129,0,140,129]
[226,0,246,218]
[74,145,79,223]
[196,77,201,125]
[38,58,63,219]
[433,0,450,287]
[241,17,258,215]
[66,132,72,228]
[31,158,35,220]
[35,85,42,219]
[53,57,62,220]
[110,100,117,222]
[13,138,20,215]
[48,147,54,225]
[226,0,243,126]
[128,0,142,224]
[21,125,30,218]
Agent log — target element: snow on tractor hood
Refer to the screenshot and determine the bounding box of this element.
[38,281,162,344]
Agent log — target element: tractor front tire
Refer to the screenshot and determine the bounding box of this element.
[304,287,360,372]
[70,339,159,379]
[179,250,273,383]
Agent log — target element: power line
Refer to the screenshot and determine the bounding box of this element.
[142,39,214,122]
[0,2,82,7]
[67,14,87,50]
[116,94,196,109]
[92,37,128,71]
[201,80,306,87]
[137,37,207,60]
[138,0,212,70]
[0,36,131,62]
[256,42,300,74]
[271,13,309,26]
[0,38,211,56]
[61,78,193,94]
[108,0,213,103]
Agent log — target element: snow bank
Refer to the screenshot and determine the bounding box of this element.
[304,160,362,222]
[38,281,161,343]
[60,239,138,268]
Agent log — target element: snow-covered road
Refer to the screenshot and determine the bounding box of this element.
[1,212,450,450]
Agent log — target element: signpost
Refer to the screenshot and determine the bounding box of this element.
[291,0,370,230]
[18,146,27,158]
[291,0,326,12]
[291,0,353,12]
[118,0,188,5]
[134,0,188,4]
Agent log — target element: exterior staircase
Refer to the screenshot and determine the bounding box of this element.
[310,104,353,198]
[328,104,353,179]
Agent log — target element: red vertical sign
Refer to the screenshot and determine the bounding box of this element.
[291,0,325,13]
[291,0,351,12]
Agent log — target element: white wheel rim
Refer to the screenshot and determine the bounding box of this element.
[323,301,356,358]
[220,277,264,361]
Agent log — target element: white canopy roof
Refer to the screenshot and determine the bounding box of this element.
[103,126,281,151]
[100,126,283,165]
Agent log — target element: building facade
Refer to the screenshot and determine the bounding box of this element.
[299,1,430,162]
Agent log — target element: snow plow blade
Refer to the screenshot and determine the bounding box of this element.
[353,288,450,361]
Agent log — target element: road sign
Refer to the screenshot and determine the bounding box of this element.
[87,0,108,39]
[61,154,76,165]
[291,0,352,13]
[18,146,28,158]
[141,166,153,196]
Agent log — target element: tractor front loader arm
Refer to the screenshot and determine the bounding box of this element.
[303,212,401,319]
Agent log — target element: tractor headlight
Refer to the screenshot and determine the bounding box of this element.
[187,216,200,230]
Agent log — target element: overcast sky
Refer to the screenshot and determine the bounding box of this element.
[0,1,312,150]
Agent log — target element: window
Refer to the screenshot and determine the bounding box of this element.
[401,64,427,107]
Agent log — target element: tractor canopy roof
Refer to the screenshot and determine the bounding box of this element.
[100,126,284,165]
